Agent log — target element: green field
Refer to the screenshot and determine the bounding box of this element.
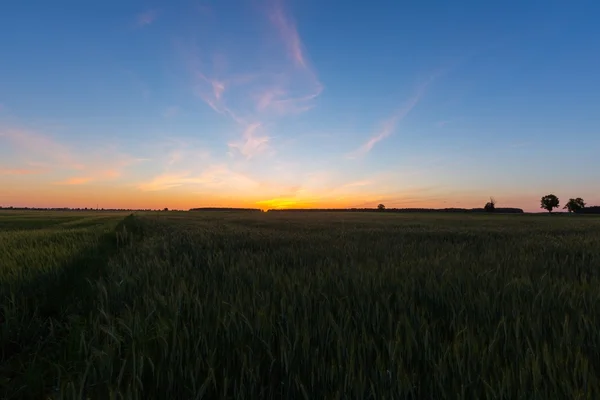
[1,210,600,399]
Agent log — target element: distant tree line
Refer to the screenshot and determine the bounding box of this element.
[480,194,598,214]
[3,196,599,214]
[0,206,178,212]
[575,206,600,214]
[538,194,596,214]
[189,207,262,212]
[267,207,525,213]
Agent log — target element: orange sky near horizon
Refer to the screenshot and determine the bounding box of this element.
[1,174,549,212]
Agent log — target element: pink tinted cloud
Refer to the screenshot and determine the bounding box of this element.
[255,84,323,115]
[191,70,247,124]
[0,128,145,182]
[228,123,271,159]
[55,177,93,185]
[137,165,261,193]
[0,168,45,176]
[256,88,285,111]
[137,172,193,191]
[269,1,306,68]
[194,72,226,107]
[212,80,225,100]
[53,166,130,185]
[53,166,128,185]
[185,0,322,121]
[101,170,121,179]
[0,129,84,169]
[179,0,322,166]
[136,10,158,27]
[261,1,323,115]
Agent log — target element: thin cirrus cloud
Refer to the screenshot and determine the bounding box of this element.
[0,128,144,185]
[52,165,132,186]
[227,123,271,159]
[347,71,442,159]
[0,168,45,176]
[182,0,322,163]
[137,165,261,193]
[269,0,306,68]
[137,172,194,192]
[136,10,158,28]
[54,177,94,185]
[262,0,323,113]
[0,129,85,170]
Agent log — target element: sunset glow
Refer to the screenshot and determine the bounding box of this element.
[1,1,599,211]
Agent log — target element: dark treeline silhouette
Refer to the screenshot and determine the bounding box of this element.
[189,207,262,212]
[575,206,600,214]
[6,204,600,214]
[0,206,167,212]
[470,207,524,213]
[267,207,525,213]
[536,194,597,214]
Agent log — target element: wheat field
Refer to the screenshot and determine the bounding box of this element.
[1,210,599,399]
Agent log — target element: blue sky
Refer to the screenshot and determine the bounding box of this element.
[1,0,598,210]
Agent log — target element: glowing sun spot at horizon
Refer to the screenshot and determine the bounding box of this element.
[256,197,310,210]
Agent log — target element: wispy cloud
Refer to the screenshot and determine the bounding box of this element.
[166,150,183,166]
[137,172,193,191]
[52,166,132,185]
[189,68,248,124]
[0,129,84,170]
[180,0,322,163]
[260,0,322,115]
[140,137,212,172]
[347,72,441,159]
[136,10,158,27]
[138,164,261,193]
[101,169,121,179]
[0,168,45,176]
[54,177,93,185]
[228,123,271,159]
[347,115,403,160]
[254,84,322,115]
[269,0,307,68]
[193,72,225,112]
[0,127,145,183]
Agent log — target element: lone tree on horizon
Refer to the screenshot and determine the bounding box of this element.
[377,204,385,211]
[564,198,585,213]
[484,197,496,212]
[541,194,560,213]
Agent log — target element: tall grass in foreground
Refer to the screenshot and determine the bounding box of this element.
[0,213,125,398]
[1,211,600,399]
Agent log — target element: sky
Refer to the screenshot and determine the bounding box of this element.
[1,0,599,211]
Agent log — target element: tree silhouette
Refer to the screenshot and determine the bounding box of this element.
[484,197,496,212]
[563,198,585,213]
[540,194,560,213]
[377,204,385,211]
